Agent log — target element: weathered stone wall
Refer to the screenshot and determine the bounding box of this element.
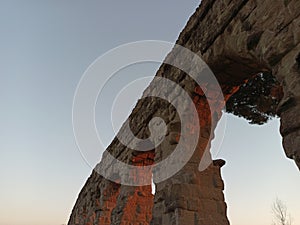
[68,0,300,224]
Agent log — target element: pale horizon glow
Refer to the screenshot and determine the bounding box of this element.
[0,1,299,225]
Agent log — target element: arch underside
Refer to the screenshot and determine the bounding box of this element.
[68,0,300,224]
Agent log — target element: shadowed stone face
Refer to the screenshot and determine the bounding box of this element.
[68,0,300,224]
[276,48,300,171]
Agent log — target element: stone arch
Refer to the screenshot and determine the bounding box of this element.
[68,0,300,224]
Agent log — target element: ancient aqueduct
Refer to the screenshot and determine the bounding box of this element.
[68,0,300,224]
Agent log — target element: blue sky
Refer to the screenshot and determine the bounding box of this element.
[0,1,299,225]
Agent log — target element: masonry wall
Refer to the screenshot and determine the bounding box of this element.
[68,0,300,224]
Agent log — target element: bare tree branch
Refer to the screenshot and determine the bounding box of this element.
[272,198,292,225]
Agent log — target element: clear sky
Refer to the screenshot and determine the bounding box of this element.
[0,1,299,225]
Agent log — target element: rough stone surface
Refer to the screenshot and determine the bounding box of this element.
[68,1,300,224]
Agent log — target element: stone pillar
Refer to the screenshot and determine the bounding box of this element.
[151,86,230,225]
[274,43,300,170]
[67,173,120,225]
[110,151,155,225]
[96,179,120,225]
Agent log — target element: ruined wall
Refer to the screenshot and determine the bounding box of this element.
[68,0,300,224]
